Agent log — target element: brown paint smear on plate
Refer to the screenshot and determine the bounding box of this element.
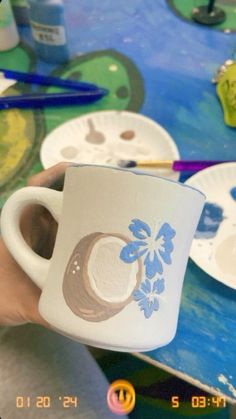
[120,130,135,140]
[61,146,78,159]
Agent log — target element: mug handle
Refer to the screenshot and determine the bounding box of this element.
[0,187,63,289]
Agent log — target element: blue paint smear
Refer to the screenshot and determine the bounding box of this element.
[195,202,224,239]
[230,187,236,201]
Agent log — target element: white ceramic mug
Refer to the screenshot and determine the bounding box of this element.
[0,165,205,352]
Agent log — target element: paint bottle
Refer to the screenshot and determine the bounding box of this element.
[28,0,69,64]
[10,0,29,26]
[0,0,20,51]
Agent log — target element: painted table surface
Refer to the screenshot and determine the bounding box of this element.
[1,0,236,402]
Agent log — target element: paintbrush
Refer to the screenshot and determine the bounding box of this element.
[118,159,234,171]
[0,68,108,92]
[0,89,107,110]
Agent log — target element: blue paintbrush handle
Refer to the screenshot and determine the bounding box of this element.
[0,68,108,93]
[0,90,106,109]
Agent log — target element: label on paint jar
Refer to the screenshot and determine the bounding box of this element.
[30,20,66,45]
[0,1,14,28]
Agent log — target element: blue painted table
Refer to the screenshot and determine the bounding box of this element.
[136,259,236,403]
[6,0,236,404]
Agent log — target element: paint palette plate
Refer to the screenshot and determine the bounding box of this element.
[186,163,236,289]
[40,110,180,180]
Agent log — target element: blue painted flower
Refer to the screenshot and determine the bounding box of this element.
[133,278,165,319]
[120,219,176,278]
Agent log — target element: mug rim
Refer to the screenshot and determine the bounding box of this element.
[67,163,206,199]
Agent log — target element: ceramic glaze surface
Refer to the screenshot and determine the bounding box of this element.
[0,165,204,351]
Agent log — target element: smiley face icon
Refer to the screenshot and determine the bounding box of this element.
[107,379,136,415]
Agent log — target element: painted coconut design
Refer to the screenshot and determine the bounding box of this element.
[62,233,142,322]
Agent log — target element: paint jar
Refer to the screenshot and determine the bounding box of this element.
[0,0,20,51]
[28,0,69,64]
[10,0,29,26]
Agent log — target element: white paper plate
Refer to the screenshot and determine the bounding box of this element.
[40,110,180,180]
[186,163,236,289]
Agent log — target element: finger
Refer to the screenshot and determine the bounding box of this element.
[27,161,72,188]
[23,162,74,249]
[32,212,58,258]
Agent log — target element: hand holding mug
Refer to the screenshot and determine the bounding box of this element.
[1,165,205,351]
[0,162,70,327]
